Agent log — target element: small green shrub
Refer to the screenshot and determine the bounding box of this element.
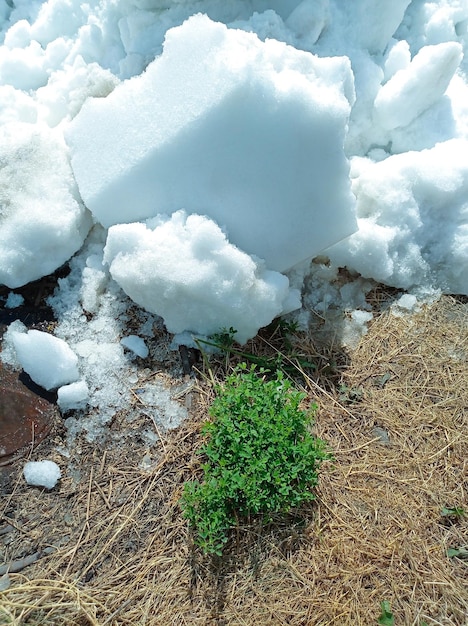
[181,363,331,555]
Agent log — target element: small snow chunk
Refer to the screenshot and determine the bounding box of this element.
[10,329,80,391]
[391,294,421,317]
[57,380,89,411]
[120,335,149,358]
[0,320,26,368]
[104,211,298,344]
[374,42,463,130]
[23,460,61,489]
[66,13,356,272]
[5,292,24,308]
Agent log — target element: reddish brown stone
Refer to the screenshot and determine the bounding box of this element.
[0,361,56,466]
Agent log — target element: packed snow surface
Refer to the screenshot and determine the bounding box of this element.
[66,13,356,272]
[23,460,62,489]
[1,0,468,437]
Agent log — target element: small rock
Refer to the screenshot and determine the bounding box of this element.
[373,426,390,445]
[0,362,56,466]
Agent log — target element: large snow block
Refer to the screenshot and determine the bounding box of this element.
[66,14,357,272]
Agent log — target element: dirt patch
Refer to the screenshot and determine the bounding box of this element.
[1,296,467,625]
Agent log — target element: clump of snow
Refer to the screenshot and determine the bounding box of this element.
[23,460,61,489]
[327,140,468,295]
[104,211,300,344]
[390,293,422,317]
[5,293,24,309]
[7,329,80,391]
[0,122,91,289]
[120,335,149,359]
[0,320,27,368]
[374,42,462,131]
[341,309,374,349]
[66,13,357,272]
[57,380,89,411]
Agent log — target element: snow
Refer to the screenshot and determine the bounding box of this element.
[0,122,92,288]
[328,139,468,294]
[120,335,149,359]
[0,0,467,437]
[5,293,24,309]
[23,460,61,489]
[66,13,356,272]
[57,380,90,412]
[373,42,463,130]
[104,210,300,343]
[4,327,80,391]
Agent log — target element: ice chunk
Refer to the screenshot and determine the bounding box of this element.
[374,42,463,130]
[66,14,356,272]
[23,460,61,489]
[9,329,80,391]
[391,294,421,317]
[104,211,300,343]
[322,0,411,55]
[120,335,149,358]
[0,122,92,288]
[57,380,89,411]
[383,39,411,82]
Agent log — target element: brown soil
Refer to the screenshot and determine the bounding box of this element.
[1,295,467,625]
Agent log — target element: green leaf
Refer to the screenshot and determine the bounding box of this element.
[378,600,395,626]
[441,506,465,518]
[447,546,468,559]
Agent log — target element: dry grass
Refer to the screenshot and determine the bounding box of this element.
[1,295,467,625]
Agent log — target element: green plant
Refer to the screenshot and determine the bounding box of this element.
[181,363,330,555]
[378,600,395,625]
[338,383,363,404]
[196,325,316,376]
[447,546,468,559]
[441,506,465,518]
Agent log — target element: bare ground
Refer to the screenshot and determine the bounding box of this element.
[1,295,467,625]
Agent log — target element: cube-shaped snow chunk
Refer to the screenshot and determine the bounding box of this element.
[66,14,357,272]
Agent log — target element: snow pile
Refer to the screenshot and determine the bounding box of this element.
[66,13,356,272]
[23,460,61,489]
[104,211,300,343]
[328,140,468,294]
[0,0,468,437]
